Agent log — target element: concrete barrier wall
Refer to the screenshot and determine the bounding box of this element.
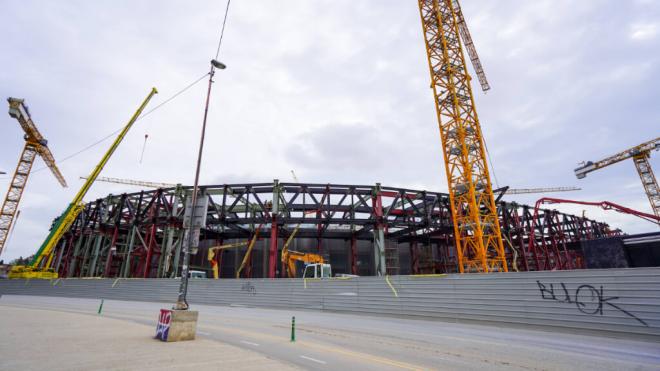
[1,267,659,339]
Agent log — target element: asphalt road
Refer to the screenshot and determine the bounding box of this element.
[1,295,659,370]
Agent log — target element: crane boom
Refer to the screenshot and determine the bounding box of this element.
[80,176,176,189]
[575,137,660,218]
[534,197,660,226]
[451,0,490,92]
[1,98,67,257]
[418,0,506,273]
[575,137,659,178]
[7,98,67,187]
[29,88,158,270]
[503,186,581,195]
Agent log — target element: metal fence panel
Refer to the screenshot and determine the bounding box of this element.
[1,267,659,339]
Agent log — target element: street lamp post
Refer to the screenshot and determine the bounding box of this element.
[174,59,226,311]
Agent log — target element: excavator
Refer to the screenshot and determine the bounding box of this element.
[279,224,331,279]
[282,249,330,279]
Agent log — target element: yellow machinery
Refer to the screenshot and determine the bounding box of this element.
[282,249,328,279]
[279,223,330,278]
[417,0,507,272]
[1,98,67,258]
[9,88,158,279]
[207,228,261,279]
[575,137,660,218]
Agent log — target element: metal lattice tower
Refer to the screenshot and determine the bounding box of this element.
[633,153,660,218]
[417,0,507,272]
[575,137,660,219]
[0,98,67,257]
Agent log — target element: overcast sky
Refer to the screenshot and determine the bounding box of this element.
[1,0,658,261]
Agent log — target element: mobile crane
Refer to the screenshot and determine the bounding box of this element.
[9,88,158,278]
[207,227,261,279]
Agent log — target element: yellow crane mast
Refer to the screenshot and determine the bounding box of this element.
[10,88,158,278]
[575,136,660,218]
[0,98,67,257]
[417,0,507,273]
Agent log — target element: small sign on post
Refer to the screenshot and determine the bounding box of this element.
[182,191,209,255]
[155,309,172,341]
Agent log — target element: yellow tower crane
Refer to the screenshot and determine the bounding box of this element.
[9,88,158,278]
[0,98,67,258]
[417,0,506,273]
[575,137,660,218]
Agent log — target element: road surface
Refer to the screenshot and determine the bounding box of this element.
[1,295,659,370]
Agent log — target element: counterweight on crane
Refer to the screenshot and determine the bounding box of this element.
[0,98,67,258]
[575,137,660,218]
[417,0,506,272]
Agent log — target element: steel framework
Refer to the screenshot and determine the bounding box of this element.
[41,182,616,278]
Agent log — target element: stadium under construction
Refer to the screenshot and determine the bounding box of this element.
[45,181,633,279]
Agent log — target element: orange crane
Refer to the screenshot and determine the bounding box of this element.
[575,137,660,218]
[417,0,506,272]
[0,98,67,257]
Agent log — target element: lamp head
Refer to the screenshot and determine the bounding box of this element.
[211,59,226,69]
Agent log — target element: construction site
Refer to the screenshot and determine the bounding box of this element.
[1,1,659,370]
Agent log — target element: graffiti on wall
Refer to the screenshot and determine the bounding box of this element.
[241,282,256,296]
[536,281,647,326]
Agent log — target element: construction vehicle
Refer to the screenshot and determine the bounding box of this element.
[207,229,261,279]
[1,98,67,258]
[278,223,331,278]
[534,197,660,227]
[282,249,331,279]
[575,137,660,218]
[9,88,158,279]
[417,0,506,272]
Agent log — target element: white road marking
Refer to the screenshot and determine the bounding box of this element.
[198,331,211,336]
[240,340,260,346]
[300,355,327,364]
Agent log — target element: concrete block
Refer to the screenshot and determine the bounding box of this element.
[155,309,198,342]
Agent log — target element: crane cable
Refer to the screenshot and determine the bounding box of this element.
[13,72,212,178]
[12,0,235,179]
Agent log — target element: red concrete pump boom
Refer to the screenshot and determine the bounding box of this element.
[534,197,660,226]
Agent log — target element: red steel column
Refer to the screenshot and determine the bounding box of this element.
[350,235,358,275]
[268,217,278,278]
